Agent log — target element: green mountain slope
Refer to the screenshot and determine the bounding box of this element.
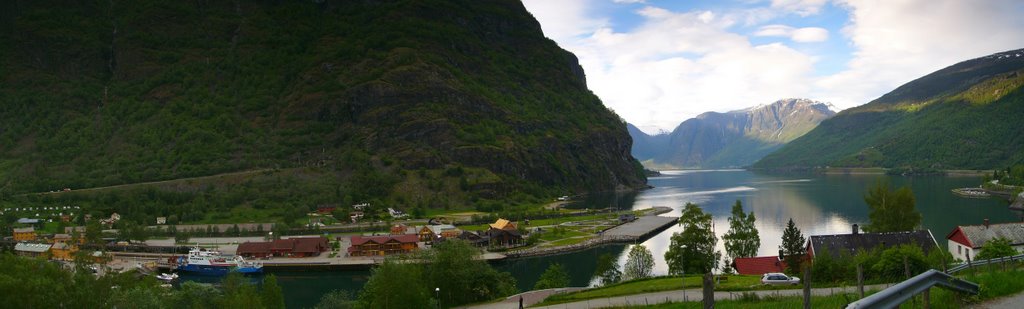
[755,49,1024,169]
[0,1,645,209]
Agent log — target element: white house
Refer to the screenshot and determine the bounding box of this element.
[946,220,1024,262]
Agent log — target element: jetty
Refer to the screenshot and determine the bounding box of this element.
[505,207,678,258]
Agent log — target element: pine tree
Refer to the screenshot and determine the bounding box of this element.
[780,218,806,274]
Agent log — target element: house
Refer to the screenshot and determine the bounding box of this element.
[733,256,788,275]
[456,230,489,247]
[348,234,419,256]
[350,211,364,222]
[417,224,460,242]
[352,203,369,210]
[156,217,167,225]
[486,218,523,246]
[946,220,1024,262]
[237,242,273,258]
[50,243,77,261]
[17,218,41,225]
[807,224,938,260]
[13,227,36,241]
[14,243,52,258]
[387,207,408,218]
[390,224,416,235]
[100,213,121,226]
[240,237,330,258]
[60,215,71,223]
[51,233,72,244]
[317,205,337,214]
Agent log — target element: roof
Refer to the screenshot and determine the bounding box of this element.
[350,234,419,246]
[488,228,521,237]
[948,222,1024,248]
[14,243,52,253]
[13,227,35,233]
[427,224,457,235]
[733,256,787,275]
[489,218,516,230]
[53,234,71,240]
[17,218,40,224]
[271,239,295,251]
[237,242,272,254]
[292,237,329,253]
[809,230,938,258]
[51,243,72,250]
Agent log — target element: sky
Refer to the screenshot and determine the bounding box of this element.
[521,0,1024,134]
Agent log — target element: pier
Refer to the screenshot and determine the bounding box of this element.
[601,213,678,241]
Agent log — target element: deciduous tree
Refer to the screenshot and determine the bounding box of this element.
[723,200,760,261]
[623,244,655,281]
[534,263,570,289]
[976,237,1017,260]
[665,203,721,275]
[864,180,921,232]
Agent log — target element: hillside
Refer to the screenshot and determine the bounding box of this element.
[630,99,835,169]
[0,0,645,221]
[755,49,1024,170]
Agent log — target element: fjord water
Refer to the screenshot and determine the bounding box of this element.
[278,170,1015,307]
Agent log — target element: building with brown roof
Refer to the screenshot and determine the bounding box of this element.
[50,243,78,261]
[733,256,787,275]
[237,242,273,258]
[237,237,329,258]
[807,225,937,260]
[348,234,419,256]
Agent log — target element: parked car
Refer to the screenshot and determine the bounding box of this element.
[761,272,800,285]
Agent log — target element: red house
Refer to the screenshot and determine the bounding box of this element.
[237,242,272,258]
[237,237,330,258]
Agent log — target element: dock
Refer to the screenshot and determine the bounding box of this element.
[601,214,678,241]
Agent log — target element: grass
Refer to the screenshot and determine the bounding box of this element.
[539,275,787,306]
[601,293,864,309]
[543,236,594,247]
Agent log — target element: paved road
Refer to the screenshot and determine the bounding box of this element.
[461,284,891,309]
[971,291,1024,309]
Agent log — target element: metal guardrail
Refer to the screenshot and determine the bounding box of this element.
[947,253,1024,273]
[845,269,979,309]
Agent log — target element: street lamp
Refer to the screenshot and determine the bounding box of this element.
[435,287,440,309]
[681,245,687,289]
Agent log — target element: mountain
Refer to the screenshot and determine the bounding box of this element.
[0,0,645,208]
[755,48,1024,170]
[630,99,835,169]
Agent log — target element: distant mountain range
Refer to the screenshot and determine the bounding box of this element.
[755,48,1024,170]
[630,98,836,169]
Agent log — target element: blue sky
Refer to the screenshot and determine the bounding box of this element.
[522,0,1024,134]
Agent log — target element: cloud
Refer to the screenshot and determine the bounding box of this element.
[770,0,828,16]
[815,0,1024,109]
[612,0,646,3]
[564,7,817,133]
[521,0,606,42]
[754,25,829,42]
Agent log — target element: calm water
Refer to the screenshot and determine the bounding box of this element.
[268,170,1015,307]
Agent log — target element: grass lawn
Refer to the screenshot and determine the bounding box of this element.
[527,213,617,227]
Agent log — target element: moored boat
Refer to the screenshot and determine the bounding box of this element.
[174,246,263,276]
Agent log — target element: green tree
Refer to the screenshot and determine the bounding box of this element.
[534,263,570,290]
[358,258,429,309]
[723,200,760,261]
[780,218,807,274]
[976,237,1018,260]
[594,253,622,286]
[863,180,921,232]
[262,275,285,309]
[664,203,721,275]
[85,220,103,244]
[314,290,355,309]
[623,244,655,281]
[421,240,517,306]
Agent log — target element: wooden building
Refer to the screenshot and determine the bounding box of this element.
[237,237,330,258]
[14,243,51,258]
[13,227,36,242]
[348,234,419,256]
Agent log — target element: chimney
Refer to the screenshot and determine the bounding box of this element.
[852,224,859,235]
[778,249,784,260]
[984,219,990,229]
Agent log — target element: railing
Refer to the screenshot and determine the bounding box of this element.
[947,253,1024,273]
[845,269,978,309]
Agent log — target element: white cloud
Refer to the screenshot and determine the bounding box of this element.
[564,7,817,133]
[770,0,827,16]
[754,25,829,42]
[815,0,1024,109]
[612,0,646,3]
[521,0,606,42]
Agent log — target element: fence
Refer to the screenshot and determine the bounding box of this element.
[947,253,1024,273]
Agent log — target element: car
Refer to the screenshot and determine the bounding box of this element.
[761,272,800,285]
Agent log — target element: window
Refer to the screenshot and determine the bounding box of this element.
[958,245,962,254]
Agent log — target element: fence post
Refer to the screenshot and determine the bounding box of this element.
[803,265,812,309]
[857,264,865,298]
[923,288,931,309]
[703,272,714,309]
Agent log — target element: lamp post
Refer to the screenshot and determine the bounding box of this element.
[435,287,440,309]
[681,245,687,288]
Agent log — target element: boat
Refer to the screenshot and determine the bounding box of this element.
[156,273,179,282]
[174,246,263,276]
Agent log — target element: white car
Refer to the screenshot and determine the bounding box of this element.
[761,272,800,285]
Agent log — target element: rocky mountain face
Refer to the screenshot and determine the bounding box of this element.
[755,48,1024,170]
[631,99,835,169]
[0,0,645,203]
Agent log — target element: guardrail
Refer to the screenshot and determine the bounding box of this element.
[845,269,978,309]
[947,253,1024,273]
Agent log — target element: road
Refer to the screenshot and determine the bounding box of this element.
[460,284,892,309]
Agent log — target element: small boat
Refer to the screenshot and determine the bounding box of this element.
[174,246,263,276]
[156,273,179,282]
